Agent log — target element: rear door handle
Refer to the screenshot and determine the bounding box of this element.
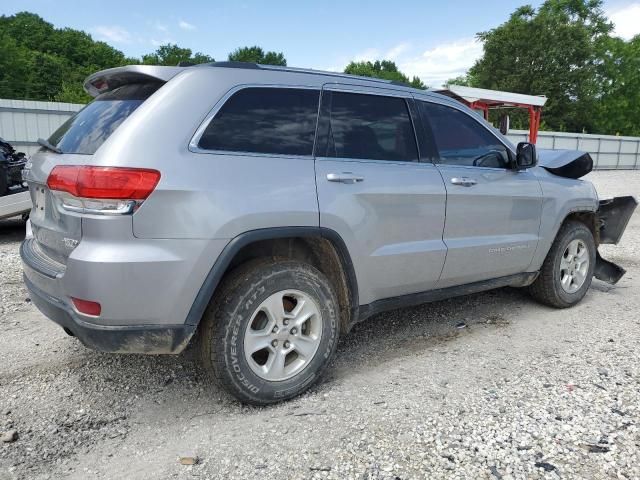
[450,177,477,187]
[327,172,365,184]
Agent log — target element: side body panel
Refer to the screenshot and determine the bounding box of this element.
[125,75,323,240]
[315,85,447,304]
[435,165,543,287]
[529,169,599,271]
[411,92,543,288]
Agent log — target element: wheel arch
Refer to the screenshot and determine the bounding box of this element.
[530,207,598,272]
[184,227,359,334]
[560,210,599,245]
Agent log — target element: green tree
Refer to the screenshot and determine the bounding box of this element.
[344,60,425,89]
[142,44,214,66]
[0,35,35,99]
[0,12,129,101]
[228,46,287,65]
[593,35,640,136]
[467,0,613,133]
[445,75,476,87]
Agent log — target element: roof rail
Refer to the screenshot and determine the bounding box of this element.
[200,61,413,89]
[199,61,261,69]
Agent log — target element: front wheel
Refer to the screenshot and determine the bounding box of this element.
[528,221,596,308]
[198,259,339,405]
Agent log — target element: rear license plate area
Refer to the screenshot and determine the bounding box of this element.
[31,185,47,221]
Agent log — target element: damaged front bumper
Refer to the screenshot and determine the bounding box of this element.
[594,196,638,284]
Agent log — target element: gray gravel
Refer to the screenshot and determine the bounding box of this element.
[1,170,639,480]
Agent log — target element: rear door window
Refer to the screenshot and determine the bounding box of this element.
[418,101,509,168]
[198,87,320,156]
[47,82,161,155]
[317,91,418,161]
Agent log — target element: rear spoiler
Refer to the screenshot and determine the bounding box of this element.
[83,65,185,97]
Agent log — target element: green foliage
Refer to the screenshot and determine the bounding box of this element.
[459,0,638,135]
[2,5,638,136]
[0,12,128,101]
[344,60,425,89]
[228,46,287,65]
[446,75,474,87]
[0,12,292,103]
[141,44,213,66]
[593,35,640,136]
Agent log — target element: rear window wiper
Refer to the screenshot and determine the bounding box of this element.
[37,138,62,154]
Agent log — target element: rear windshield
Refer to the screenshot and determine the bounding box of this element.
[46,82,161,155]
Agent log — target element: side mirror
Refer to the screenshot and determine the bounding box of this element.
[515,142,537,170]
[499,114,510,135]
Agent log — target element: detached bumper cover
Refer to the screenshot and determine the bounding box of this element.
[595,196,638,285]
[597,196,638,244]
[24,275,195,354]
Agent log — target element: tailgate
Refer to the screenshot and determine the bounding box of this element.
[25,159,82,265]
[23,78,166,265]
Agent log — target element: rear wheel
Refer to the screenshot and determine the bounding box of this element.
[528,221,596,308]
[198,259,339,405]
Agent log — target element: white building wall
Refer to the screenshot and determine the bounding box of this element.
[0,99,83,156]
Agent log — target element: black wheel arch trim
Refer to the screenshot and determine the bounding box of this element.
[184,227,359,327]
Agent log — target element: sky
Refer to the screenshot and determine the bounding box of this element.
[2,0,640,87]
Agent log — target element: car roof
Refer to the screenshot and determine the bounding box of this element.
[200,61,414,88]
[85,61,446,98]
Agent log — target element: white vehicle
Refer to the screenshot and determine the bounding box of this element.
[0,138,31,220]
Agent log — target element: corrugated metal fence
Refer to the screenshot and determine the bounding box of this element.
[507,130,640,170]
[0,99,83,156]
[1,98,639,169]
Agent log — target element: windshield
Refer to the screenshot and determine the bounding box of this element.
[46,82,161,155]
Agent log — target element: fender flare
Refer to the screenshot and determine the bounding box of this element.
[184,227,359,326]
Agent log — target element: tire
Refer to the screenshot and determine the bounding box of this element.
[198,258,340,405]
[528,221,596,308]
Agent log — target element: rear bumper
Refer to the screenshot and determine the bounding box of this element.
[20,214,229,328]
[24,274,195,354]
[19,225,226,354]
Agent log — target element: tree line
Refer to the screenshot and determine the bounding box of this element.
[450,0,639,136]
[1,1,638,136]
[0,12,287,104]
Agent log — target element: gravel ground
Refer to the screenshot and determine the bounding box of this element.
[1,170,639,480]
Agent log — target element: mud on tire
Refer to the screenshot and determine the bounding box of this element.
[198,258,340,405]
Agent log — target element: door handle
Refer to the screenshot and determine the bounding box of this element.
[450,177,477,187]
[326,172,365,184]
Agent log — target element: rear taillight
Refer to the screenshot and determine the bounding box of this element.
[47,166,160,200]
[47,166,160,215]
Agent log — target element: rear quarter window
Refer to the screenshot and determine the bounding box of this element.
[197,87,320,156]
[47,82,161,155]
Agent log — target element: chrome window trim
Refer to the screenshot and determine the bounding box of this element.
[315,156,439,167]
[188,84,321,159]
[321,83,414,98]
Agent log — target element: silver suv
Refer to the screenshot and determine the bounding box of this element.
[21,63,636,404]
